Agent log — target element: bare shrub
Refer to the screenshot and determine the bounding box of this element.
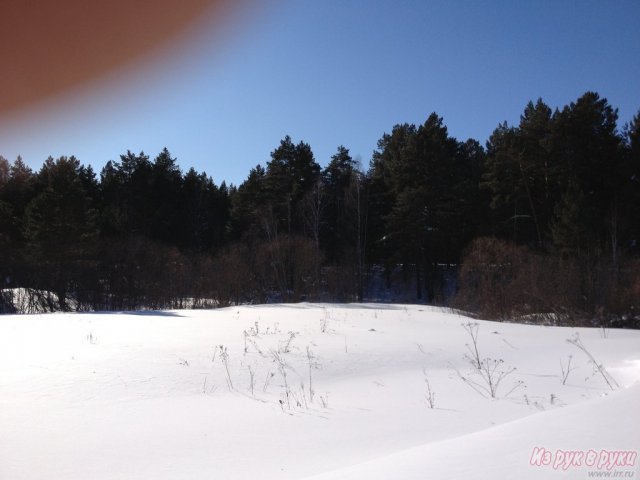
[253,234,318,302]
[603,257,640,329]
[454,237,532,320]
[454,237,582,324]
[454,237,640,328]
[324,263,359,302]
[0,289,14,313]
[209,244,255,306]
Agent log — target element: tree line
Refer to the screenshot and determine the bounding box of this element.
[1,91,638,326]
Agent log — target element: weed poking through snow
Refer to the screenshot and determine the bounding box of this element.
[456,358,524,399]
[271,350,292,410]
[280,331,298,354]
[263,365,275,393]
[219,345,234,391]
[567,333,619,391]
[423,368,435,408]
[456,322,524,399]
[462,322,482,370]
[306,346,321,404]
[247,364,256,396]
[560,354,577,385]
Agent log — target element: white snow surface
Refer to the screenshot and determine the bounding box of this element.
[1,304,638,479]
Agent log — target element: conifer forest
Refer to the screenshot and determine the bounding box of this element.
[1,92,639,327]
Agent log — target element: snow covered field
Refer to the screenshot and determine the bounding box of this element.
[1,304,638,479]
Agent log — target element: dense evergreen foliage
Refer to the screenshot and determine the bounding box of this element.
[1,92,638,325]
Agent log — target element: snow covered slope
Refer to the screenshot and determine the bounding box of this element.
[1,304,638,479]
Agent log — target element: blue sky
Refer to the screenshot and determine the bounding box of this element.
[0,1,639,186]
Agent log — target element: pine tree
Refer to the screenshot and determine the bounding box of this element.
[24,156,98,310]
[230,164,268,241]
[369,115,468,301]
[549,92,623,256]
[321,146,358,263]
[482,100,555,246]
[149,148,183,244]
[264,136,321,235]
[620,110,640,255]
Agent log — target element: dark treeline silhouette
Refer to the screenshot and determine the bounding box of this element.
[1,92,639,326]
